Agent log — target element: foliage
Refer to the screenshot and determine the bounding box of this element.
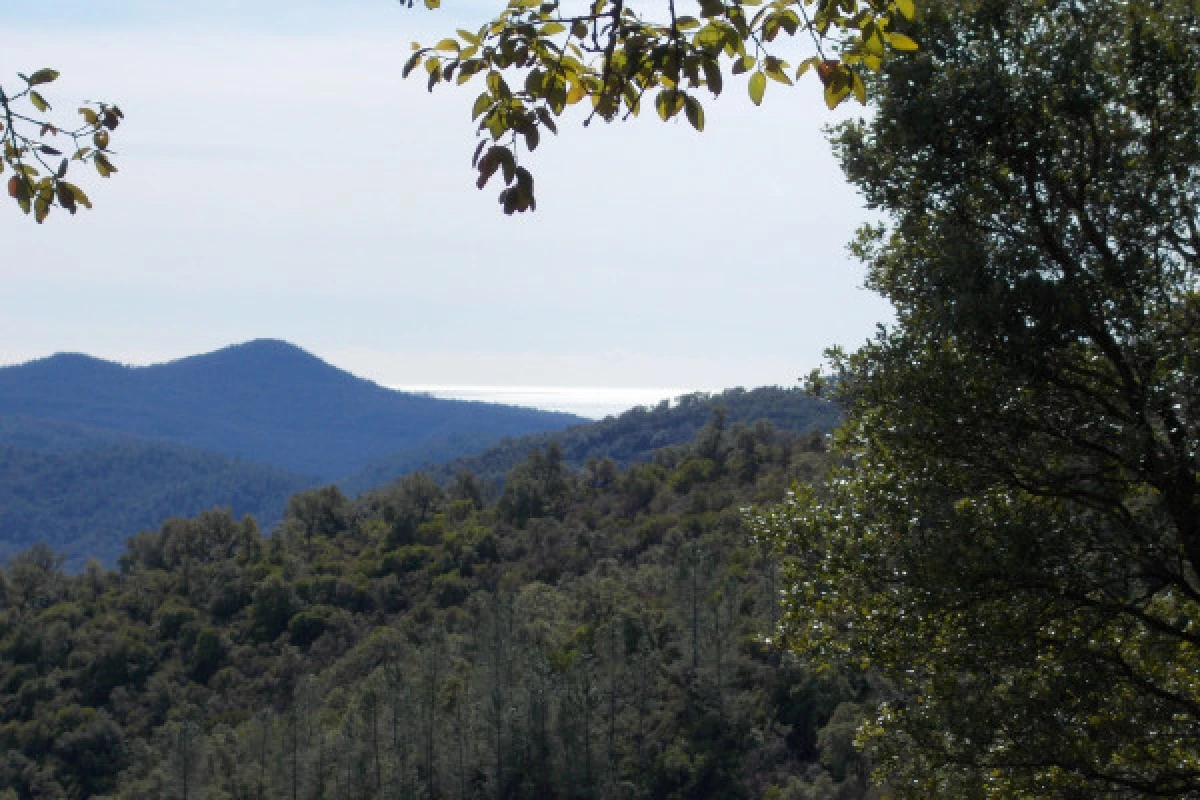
[1,69,121,222]
[383,386,839,495]
[0,420,873,799]
[400,0,917,212]
[0,441,315,570]
[756,0,1200,794]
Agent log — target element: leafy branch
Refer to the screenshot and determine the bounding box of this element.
[1,68,123,223]
[401,0,918,213]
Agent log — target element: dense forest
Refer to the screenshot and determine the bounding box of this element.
[340,387,838,496]
[0,417,875,800]
[0,441,316,571]
[0,386,835,571]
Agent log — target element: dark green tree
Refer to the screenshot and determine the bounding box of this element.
[758,0,1200,794]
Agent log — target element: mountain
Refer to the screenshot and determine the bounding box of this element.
[0,342,836,570]
[342,385,840,495]
[0,339,584,481]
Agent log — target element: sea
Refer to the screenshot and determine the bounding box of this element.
[391,386,701,420]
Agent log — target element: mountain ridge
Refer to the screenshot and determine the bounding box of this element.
[0,339,584,480]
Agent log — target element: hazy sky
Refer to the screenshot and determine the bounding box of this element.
[2,0,890,391]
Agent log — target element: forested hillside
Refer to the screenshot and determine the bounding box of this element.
[344,387,838,497]
[0,441,316,570]
[0,419,874,800]
[1,383,835,571]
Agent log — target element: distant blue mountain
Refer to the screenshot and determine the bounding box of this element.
[0,339,584,481]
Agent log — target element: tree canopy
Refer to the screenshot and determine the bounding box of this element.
[756,0,1200,794]
[1,70,121,222]
[402,0,918,212]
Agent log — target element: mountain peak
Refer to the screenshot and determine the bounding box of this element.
[0,340,583,481]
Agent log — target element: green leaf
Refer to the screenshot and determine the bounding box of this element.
[894,0,915,19]
[402,52,423,79]
[540,22,566,35]
[66,182,91,209]
[435,38,460,52]
[655,90,674,121]
[824,82,850,109]
[795,57,819,80]
[29,91,49,113]
[702,58,723,95]
[472,92,492,120]
[476,148,501,187]
[496,147,516,184]
[524,124,540,152]
[28,69,60,86]
[764,57,793,85]
[94,153,116,177]
[684,96,705,131]
[748,71,766,105]
[56,183,77,214]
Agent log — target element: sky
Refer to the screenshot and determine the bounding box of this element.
[2,0,891,396]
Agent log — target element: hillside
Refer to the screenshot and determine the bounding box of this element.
[0,440,316,569]
[0,349,834,569]
[342,385,840,495]
[0,340,584,481]
[0,420,873,800]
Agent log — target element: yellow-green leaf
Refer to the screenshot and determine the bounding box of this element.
[30,91,49,113]
[824,82,850,109]
[748,71,766,106]
[66,183,92,209]
[886,32,919,51]
[472,92,492,119]
[894,0,915,20]
[95,153,116,177]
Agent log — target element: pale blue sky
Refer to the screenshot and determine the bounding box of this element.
[2,0,889,391]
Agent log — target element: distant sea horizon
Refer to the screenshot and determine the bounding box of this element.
[391,385,708,420]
